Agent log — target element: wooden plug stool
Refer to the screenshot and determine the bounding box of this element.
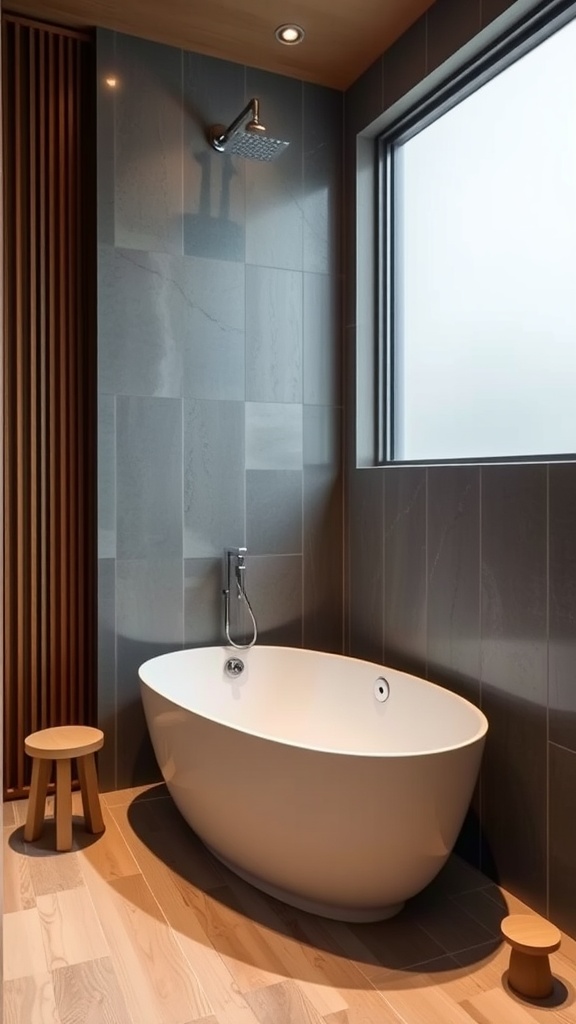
[501,914,562,999]
[24,726,105,852]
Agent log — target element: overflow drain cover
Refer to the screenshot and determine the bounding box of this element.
[374,677,390,703]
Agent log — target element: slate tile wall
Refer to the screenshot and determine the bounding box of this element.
[97,32,343,788]
[345,0,576,933]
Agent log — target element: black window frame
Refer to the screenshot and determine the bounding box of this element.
[377,0,576,467]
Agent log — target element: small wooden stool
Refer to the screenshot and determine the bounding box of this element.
[501,914,562,999]
[24,726,105,852]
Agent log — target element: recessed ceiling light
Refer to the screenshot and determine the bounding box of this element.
[275,24,305,45]
[104,76,118,88]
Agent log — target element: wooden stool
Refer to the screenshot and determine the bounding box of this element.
[501,914,562,999]
[24,726,105,852]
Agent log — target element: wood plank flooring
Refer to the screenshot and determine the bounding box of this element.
[4,784,576,1024]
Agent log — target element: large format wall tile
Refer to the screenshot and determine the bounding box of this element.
[97,559,116,791]
[181,257,245,401]
[479,685,547,912]
[343,0,576,941]
[480,465,547,911]
[344,57,383,137]
[116,396,183,560]
[245,402,303,471]
[426,0,481,73]
[427,466,481,704]
[98,246,184,398]
[98,394,116,559]
[303,273,341,407]
[97,39,343,790]
[347,468,384,664]
[114,34,183,254]
[245,265,303,403]
[246,470,302,555]
[384,467,427,675]
[303,84,343,276]
[184,558,224,648]
[480,465,547,706]
[549,743,576,933]
[183,400,245,557]
[245,69,303,271]
[303,402,340,470]
[426,466,481,867]
[303,406,343,653]
[481,0,517,27]
[549,464,576,753]
[116,559,184,788]
[101,248,244,401]
[183,52,245,262]
[381,17,427,111]
[303,468,343,654]
[248,555,303,647]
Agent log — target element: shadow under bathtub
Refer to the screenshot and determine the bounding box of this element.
[126,786,508,983]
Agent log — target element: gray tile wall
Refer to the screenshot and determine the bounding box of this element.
[97,31,343,789]
[345,0,576,935]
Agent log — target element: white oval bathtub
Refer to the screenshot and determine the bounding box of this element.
[139,646,487,922]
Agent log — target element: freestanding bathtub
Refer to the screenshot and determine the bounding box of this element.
[139,646,487,922]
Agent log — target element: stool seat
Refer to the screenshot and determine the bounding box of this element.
[501,914,562,999]
[25,725,104,760]
[24,725,105,852]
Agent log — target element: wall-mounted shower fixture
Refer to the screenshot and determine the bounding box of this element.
[208,98,289,162]
[223,547,258,650]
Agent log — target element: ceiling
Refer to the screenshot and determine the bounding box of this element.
[7,0,436,89]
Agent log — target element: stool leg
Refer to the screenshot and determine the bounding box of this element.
[508,948,554,999]
[24,758,52,841]
[55,759,73,852]
[77,753,104,834]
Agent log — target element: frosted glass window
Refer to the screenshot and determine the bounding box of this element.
[391,14,576,462]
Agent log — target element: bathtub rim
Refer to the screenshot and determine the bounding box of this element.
[139,645,488,759]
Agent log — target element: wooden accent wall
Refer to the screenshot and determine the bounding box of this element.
[2,13,96,798]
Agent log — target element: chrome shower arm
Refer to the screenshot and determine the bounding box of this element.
[209,99,260,152]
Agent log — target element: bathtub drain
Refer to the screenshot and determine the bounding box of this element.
[225,657,245,677]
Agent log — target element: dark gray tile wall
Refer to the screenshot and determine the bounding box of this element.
[303,405,343,654]
[549,743,576,935]
[427,466,480,706]
[345,0,576,935]
[113,36,183,254]
[183,52,246,263]
[244,69,304,271]
[97,30,343,789]
[549,464,576,752]
[480,465,548,914]
[245,266,303,403]
[384,467,427,677]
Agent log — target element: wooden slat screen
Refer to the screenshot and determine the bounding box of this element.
[2,13,96,798]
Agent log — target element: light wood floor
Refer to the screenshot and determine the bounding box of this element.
[3,784,576,1024]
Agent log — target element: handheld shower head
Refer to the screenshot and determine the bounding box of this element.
[208,98,289,162]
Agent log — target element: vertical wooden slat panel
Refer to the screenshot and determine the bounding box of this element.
[67,36,78,726]
[39,27,48,730]
[3,18,15,791]
[56,32,66,724]
[48,28,58,733]
[29,27,39,738]
[14,21,27,791]
[76,40,86,728]
[2,14,96,798]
